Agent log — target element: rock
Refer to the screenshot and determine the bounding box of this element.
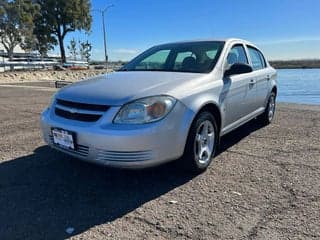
[232,191,242,196]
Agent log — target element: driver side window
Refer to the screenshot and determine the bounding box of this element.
[227,45,248,65]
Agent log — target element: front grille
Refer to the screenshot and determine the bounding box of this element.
[55,98,109,122]
[56,99,109,111]
[55,108,101,122]
[50,135,89,157]
[96,150,153,162]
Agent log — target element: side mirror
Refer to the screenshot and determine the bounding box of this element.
[224,63,253,77]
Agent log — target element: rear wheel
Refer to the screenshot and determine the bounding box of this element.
[260,92,276,125]
[181,111,219,172]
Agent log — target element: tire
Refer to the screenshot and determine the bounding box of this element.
[180,111,219,172]
[260,92,276,125]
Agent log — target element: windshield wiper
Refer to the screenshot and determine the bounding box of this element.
[118,68,129,71]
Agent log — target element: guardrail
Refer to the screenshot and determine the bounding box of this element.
[0,61,59,72]
[0,61,58,67]
[0,61,124,72]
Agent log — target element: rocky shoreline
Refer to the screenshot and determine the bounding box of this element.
[0,69,109,83]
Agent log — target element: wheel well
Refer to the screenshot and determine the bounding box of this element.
[272,86,277,96]
[198,103,222,132]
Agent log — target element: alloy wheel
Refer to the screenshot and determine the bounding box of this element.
[193,120,215,164]
[268,94,276,122]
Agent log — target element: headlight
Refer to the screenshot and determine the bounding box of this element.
[114,95,177,124]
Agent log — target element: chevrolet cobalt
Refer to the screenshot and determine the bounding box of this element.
[41,39,277,172]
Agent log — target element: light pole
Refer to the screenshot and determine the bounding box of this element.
[94,4,114,64]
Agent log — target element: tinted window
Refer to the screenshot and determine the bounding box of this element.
[206,49,218,59]
[258,51,266,67]
[173,51,194,70]
[135,50,170,70]
[120,41,225,73]
[247,47,265,70]
[227,45,248,65]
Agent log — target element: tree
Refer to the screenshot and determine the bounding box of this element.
[0,0,38,60]
[67,38,77,60]
[35,0,92,63]
[33,26,57,57]
[79,40,92,62]
[33,10,57,58]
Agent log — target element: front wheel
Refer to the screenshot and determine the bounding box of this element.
[180,111,219,172]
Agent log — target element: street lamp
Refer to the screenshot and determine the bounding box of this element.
[93,4,114,64]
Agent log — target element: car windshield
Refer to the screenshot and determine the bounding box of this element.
[119,41,225,73]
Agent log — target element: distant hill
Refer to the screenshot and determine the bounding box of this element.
[269,60,320,69]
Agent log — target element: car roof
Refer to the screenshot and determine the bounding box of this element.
[161,38,250,44]
[156,38,261,52]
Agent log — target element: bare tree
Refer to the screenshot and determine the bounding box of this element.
[67,38,77,61]
[79,40,92,62]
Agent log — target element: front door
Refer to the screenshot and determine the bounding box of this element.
[223,44,257,126]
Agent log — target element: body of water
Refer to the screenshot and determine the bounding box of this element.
[277,69,320,105]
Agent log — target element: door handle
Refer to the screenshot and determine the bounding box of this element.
[249,79,256,88]
[249,79,256,85]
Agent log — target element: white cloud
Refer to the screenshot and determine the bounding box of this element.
[89,48,140,61]
[48,47,140,62]
[108,48,140,61]
[111,49,139,54]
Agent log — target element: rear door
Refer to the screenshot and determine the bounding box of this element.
[246,46,270,109]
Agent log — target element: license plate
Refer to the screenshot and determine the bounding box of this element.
[51,128,75,150]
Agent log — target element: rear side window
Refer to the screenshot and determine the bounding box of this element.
[247,46,266,70]
[227,45,248,65]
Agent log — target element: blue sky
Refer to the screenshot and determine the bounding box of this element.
[58,0,320,61]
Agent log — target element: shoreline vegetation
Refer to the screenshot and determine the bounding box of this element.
[269,59,320,69]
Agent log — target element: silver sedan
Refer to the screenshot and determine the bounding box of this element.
[41,38,277,172]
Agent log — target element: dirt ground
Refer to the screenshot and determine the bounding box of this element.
[0,84,319,240]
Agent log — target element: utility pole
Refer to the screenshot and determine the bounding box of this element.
[94,4,114,65]
[102,10,107,63]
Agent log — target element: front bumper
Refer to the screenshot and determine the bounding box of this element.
[41,101,194,169]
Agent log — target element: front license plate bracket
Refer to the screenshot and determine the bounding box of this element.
[51,128,76,150]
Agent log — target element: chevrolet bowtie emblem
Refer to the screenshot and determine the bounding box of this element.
[69,108,77,114]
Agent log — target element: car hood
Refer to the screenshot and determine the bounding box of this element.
[56,71,206,106]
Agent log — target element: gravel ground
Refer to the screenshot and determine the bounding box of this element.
[0,84,319,240]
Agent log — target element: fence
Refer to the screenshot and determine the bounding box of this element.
[0,61,60,72]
